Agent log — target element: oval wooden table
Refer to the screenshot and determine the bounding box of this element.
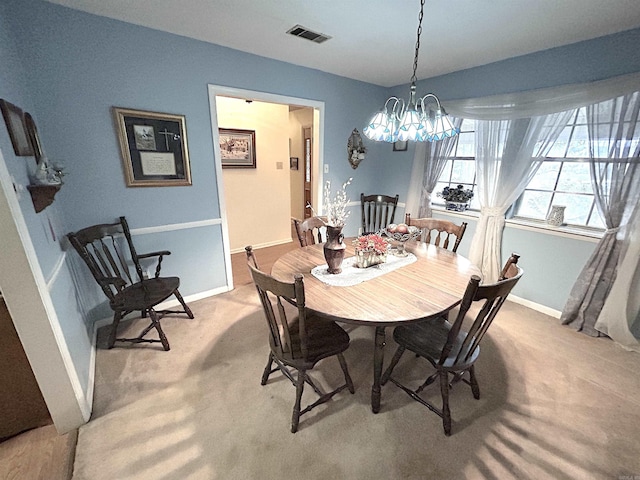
[271,240,482,413]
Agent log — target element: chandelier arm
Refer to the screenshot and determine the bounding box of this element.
[383,96,401,112]
[419,93,443,111]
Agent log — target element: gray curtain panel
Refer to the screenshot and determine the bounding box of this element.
[561,93,640,335]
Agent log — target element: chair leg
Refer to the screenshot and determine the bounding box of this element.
[469,365,480,399]
[149,308,170,351]
[108,312,122,349]
[291,369,305,433]
[261,353,274,385]
[174,289,194,319]
[439,370,452,436]
[337,353,355,394]
[381,345,406,385]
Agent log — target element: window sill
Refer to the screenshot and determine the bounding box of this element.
[432,206,602,243]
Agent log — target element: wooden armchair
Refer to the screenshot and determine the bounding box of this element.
[246,245,354,433]
[67,216,193,351]
[361,193,399,234]
[381,253,523,435]
[292,216,326,247]
[405,213,467,252]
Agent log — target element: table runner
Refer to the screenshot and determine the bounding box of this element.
[311,253,417,287]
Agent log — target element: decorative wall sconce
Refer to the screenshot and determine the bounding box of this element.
[347,128,366,169]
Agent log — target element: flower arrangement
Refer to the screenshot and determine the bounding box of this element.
[353,234,389,255]
[308,177,352,227]
[437,184,474,203]
[353,234,388,268]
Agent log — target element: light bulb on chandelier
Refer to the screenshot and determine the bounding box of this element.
[363,0,459,143]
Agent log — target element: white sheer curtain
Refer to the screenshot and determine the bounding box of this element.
[444,72,640,121]
[405,118,462,218]
[468,113,572,281]
[421,72,640,282]
[561,93,640,336]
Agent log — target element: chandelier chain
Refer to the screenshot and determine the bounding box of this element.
[363,0,459,143]
[410,0,426,86]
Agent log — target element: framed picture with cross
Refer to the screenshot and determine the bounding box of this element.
[112,107,192,187]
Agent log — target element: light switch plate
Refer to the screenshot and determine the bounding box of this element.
[276,162,283,169]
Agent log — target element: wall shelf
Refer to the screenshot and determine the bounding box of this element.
[26,184,61,213]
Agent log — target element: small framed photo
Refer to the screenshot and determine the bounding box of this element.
[112,107,191,187]
[290,157,299,170]
[393,140,408,152]
[219,128,256,168]
[0,99,34,156]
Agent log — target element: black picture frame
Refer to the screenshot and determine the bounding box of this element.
[290,157,299,170]
[112,107,191,187]
[393,140,408,152]
[219,128,256,168]
[0,99,34,156]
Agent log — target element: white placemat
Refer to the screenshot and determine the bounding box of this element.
[311,253,417,287]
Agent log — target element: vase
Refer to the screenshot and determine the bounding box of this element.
[354,250,387,268]
[445,201,469,212]
[546,205,565,226]
[323,225,346,274]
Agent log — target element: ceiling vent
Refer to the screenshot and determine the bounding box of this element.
[286,25,331,44]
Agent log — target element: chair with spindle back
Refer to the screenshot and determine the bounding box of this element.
[381,253,523,435]
[246,245,355,433]
[405,213,467,253]
[361,193,399,234]
[292,216,327,247]
[67,216,193,351]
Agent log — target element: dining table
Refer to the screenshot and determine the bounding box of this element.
[270,239,482,413]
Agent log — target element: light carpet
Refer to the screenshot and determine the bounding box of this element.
[73,284,640,480]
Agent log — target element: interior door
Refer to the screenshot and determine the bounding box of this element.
[303,126,312,218]
[0,296,51,440]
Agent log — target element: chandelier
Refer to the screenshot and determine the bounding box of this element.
[363,0,459,143]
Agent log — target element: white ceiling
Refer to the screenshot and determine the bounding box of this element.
[46,0,640,87]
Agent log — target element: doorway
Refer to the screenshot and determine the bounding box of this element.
[207,85,324,289]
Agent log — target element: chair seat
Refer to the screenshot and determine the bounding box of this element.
[393,317,479,369]
[110,277,180,312]
[271,315,350,369]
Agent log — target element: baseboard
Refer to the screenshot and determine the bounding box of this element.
[508,294,561,319]
[230,238,292,255]
[156,286,230,310]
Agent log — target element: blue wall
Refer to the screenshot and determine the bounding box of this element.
[1,0,391,411]
[383,27,640,311]
[0,1,93,406]
[2,0,639,421]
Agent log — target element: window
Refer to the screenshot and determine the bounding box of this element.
[433,119,480,210]
[511,108,604,229]
[433,101,640,231]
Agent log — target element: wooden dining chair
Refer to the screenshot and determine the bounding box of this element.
[381,253,523,435]
[361,193,399,234]
[292,216,326,247]
[245,245,355,433]
[67,216,194,351]
[405,213,467,253]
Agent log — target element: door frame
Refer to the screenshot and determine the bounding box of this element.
[0,149,88,433]
[207,85,324,289]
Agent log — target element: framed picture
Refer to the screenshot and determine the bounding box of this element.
[290,157,299,170]
[393,140,408,152]
[112,107,191,187]
[219,128,256,168]
[0,99,34,156]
